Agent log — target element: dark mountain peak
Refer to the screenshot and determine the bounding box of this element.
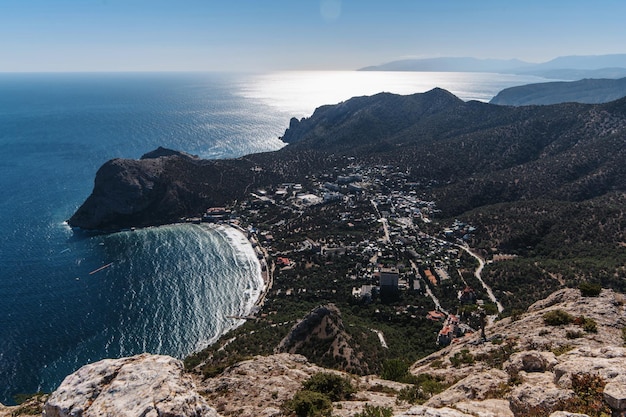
[281,88,467,149]
[141,146,198,160]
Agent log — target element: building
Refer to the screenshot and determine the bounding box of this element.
[379,267,399,293]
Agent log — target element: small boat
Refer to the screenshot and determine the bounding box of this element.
[89,262,113,275]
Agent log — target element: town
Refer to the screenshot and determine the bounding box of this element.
[187,161,502,350]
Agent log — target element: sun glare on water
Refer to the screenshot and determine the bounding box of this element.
[238,70,550,118]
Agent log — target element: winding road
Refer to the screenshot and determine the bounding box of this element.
[455,244,504,313]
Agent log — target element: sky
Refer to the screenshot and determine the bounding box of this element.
[1,0,626,72]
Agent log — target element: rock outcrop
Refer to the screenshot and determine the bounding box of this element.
[274,304,371,374]
[38,288,626,417]
[43,354,217,417]
[67,148,263,231]
[409,288,626,416]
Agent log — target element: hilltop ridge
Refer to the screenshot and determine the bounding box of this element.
[359,54,626,80]
[7,287,626,417]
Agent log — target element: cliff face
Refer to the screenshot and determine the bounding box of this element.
[67,148,262,231]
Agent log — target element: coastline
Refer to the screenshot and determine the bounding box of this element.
[222,222,274,315]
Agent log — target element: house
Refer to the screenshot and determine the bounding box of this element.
[276,257,291,267]
[427,310,446,321]
[459,286,477,304]
[424,269,438,286]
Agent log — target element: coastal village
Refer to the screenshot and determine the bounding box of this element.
[187,161,501,348]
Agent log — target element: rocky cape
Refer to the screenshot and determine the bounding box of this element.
[68,88,626,230]
[3,288,626,417]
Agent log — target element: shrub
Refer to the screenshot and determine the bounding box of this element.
[353,404,393,417]
[397,385,421,404]
[578,282,602,297]
[551,344,574,356]
[302,372,355,402]
[582,318,598,333]
[566,330,583,339]
[380,359,410,382]
[449,349,474,368]
[543,309,574,326]
[284,390,332,417]
[395,373,448,405]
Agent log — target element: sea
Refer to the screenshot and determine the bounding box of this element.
[0,70,550,404]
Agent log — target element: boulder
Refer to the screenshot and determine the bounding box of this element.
[43,354,217,417]
[505,350,557,374]
[604,377,626,412]
[425,369,508,408]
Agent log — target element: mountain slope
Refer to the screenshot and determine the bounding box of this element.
[359,54,626,80]
[490,77,626,105]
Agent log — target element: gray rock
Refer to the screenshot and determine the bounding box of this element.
[425,369,508,408]
[509,371,575,416]
[554,347,626,388]
[43,353,217,417]
[394,405,474,417]
[453,399,514,417]
[505,350,557,374]
[549,412,590,417]
[604,378,626,411]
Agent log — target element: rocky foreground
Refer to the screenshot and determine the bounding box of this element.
[2,288,626,417]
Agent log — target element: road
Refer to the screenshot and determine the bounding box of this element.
[456,244,504,313]
[370,199,390,243]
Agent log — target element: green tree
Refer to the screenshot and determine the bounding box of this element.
[302,372,355,402]
[284,390,332,417]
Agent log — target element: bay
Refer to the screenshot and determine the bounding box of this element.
[0,70,549,404]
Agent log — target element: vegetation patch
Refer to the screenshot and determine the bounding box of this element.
[353,404,394,417]
[283,390,332,417]
[449,349,475,368]
[579,282,602,297]
[543,309,574,326]
[302,372,356,402]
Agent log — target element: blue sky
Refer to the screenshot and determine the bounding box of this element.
[1,0,625,72]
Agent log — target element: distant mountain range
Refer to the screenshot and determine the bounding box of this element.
[490,77,626,105]
[360,54,626,80]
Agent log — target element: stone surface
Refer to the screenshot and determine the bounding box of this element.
[509,371,575,416]
[604,377,626,411]
[197,353,413,417]
[394,405,474,417]
[505,350,558,374]
[549,412,590,417]
[43,354,217,417]
[453,399,514,417]
[408,289,626,417]
[554,347,626,388]
[425,369,508,408]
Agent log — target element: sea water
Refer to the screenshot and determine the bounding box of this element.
[0,70,549,404]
